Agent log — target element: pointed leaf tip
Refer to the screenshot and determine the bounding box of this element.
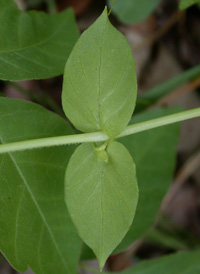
[62,6,137,137]
[65,142,139,270]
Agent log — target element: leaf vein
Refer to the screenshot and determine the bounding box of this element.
[0,136,70,272]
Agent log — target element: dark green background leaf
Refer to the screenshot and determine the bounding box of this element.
[101,251,200,274]
[108,0,162,24]
[0,0,79,80]
[117,107,181,251]
[0,98,81,274]
[62,8,137,137]
[117,250,200,273]
[179,0,200,10]
[65,142,138,270]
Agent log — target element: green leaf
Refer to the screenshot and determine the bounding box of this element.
[0,0,79,81]
[84,251,200,273]
[179,0,200,10]
[81,108,181,260]
[0,98,81,274]
[80,108,181,260]
[62,8,137,137]
[65,141,138,270]
[107,0,162,24]
[117,250,200,274]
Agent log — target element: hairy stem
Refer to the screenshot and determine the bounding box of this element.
[0,108,200,154]
[117,107,200,138]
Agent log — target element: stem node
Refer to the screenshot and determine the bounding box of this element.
[0,108,199,155]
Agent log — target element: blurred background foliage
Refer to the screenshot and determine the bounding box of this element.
[0,0,200,273]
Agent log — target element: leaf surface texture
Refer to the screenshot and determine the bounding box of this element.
[62,9,137,137]
[65,141,138,269]
[0,98,81,274]
[0,0,79,80]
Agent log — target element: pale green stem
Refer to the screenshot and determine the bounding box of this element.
[108,0,116,16]
[0,108,200,154]
[46,0,57,13]
[117,107,200,138]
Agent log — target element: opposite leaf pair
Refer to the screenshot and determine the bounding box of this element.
[62,8,138,269]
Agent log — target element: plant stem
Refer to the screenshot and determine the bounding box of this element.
[138,64,200,103]
[108,0,116,16]
[117,107,200,138]
[0,108,200,154]
[135,64,200,113]
[26,0,44,9]
[157,77,200,106]
[46,0,57,13]
[0,132,108,154]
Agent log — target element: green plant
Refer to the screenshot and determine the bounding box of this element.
[179,0,200,10]
[0,1,200,274]
[0,0,79,80]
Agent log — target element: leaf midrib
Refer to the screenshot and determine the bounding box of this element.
[97,21,106,129]
[100,163,105,265]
